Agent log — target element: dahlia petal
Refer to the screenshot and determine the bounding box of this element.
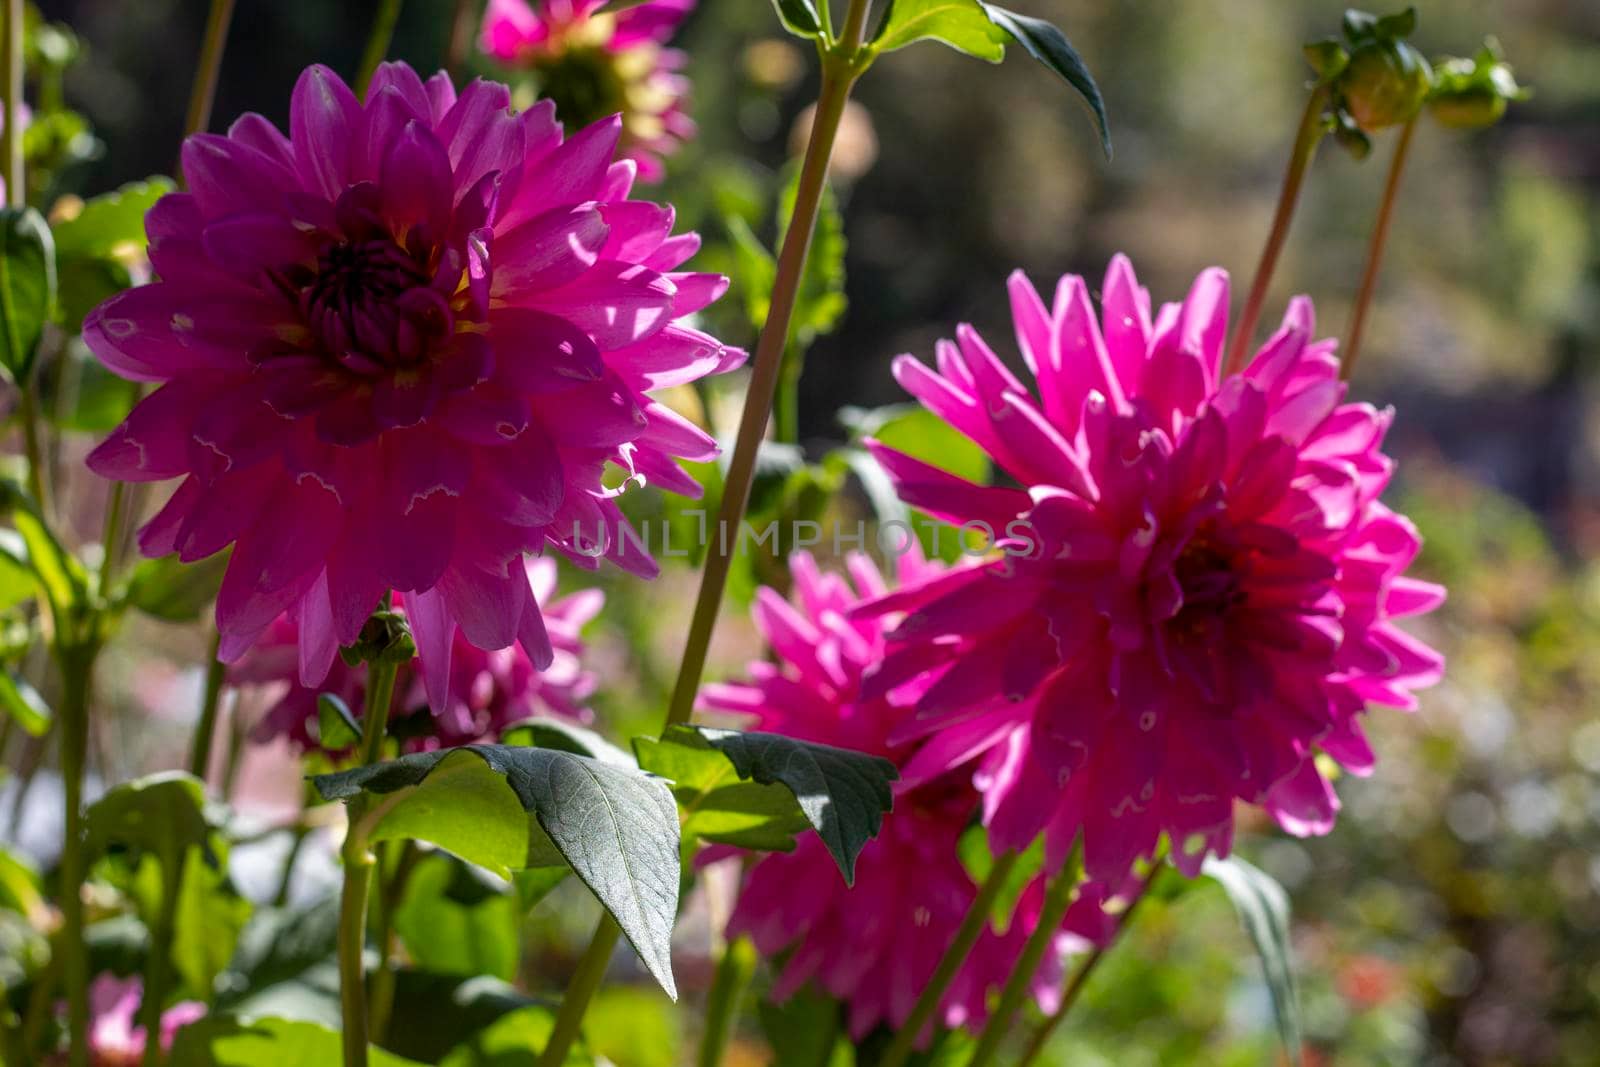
[474,424,565,527]
[290,64,361,199]
[644,232,701,272]
[525,261,676,348]
[296,571,340,687]
[1385,576,1446,618]
[182,133,299,220]
[530,376,645,447]
[865,441,1030,531]
[638,402,717,462]
[366,61,432,120]
[176,465,276,562]
[226,113,296,172]
[600,201,674,262]
[480,0,540,59]
[492,205,610,293]
[500,116,622,231]
[407,585,456,712]
[437,79,523,198]
[85,380,214,481]
[1100,253,1151,391]
[200,212,319,279]
[1049,274,1125,426]
[518,581,555,670]
[440,562,527,650]
[1264,758,1340,837]
[435,384,532,445]
[488,307,604,392]
[668,273,728,317]
[138,478,203,557]
[611,324,730,391]
[379,120,453,236]
[84,281,285,381]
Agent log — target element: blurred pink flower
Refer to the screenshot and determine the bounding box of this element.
[85,62,740,696]
[480,0,696,181]
[236,558,601,754]
[59,974,203,1065]
[700,551,1116,1042]
[860,256,1445,883]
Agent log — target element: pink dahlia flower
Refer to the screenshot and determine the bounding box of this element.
[859,257,1445,883]
[85,62,740,692]
[56,974,203,1066]
[700,551,1116,1041]
[236,558,600,755]
[480,0,695,181]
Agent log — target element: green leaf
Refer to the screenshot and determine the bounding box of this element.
[169,1016,425,1066]
[50,176,174,259]
[957,826,1043,934]
[42,335,138,429]
[1202,855,1303,1067]
[0,478,88,617]
[313,745,682,998]
[85,770,212,864]
[777,165,848,345]
[976,3,1112,158]
[648,726,897,883]
[871,0,1007,61]
[0,845,44,919]
[758,988,844,1067]
[316,693,362,750]
[55,254,131,335]
[585,986,682,1067]
[0,207,55,381]
[0,671,49,735]
[0,528,34,612]
[840,404,990,486]
[394,852,521,982]
[174,845,252,1000]
[389,973,579,1066]
[768,0,822,39]
[218,899,341,1007]
[634,731,811,854]
[124,550,230,622]
[499,715,635,768]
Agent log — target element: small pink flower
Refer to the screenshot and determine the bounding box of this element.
[480,0,696,181]
[60,974,204,1065]
[236,558,601,754]
[701,551,1116,1042]
[860,256,1445,883]
[85,62,741,697]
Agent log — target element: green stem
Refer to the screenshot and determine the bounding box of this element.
[336,653,400,1067]
[273,824,309,908]
[965,857,1083,1067]
[879,852,1020,1067]
[356,0,405,98]
[1222,84,1330,378]
[445,0,475,76]
[3,0,21,209]
[1341,116,1416,382]
[139,848,188,1067]
[535,916,622,1067]
[56,646,94,1067]
[662,0,872,732]
[698,935,757,1067]
[186,631,225,780]
[774,344,802,445]
[1014,862,1165,1067]
[183,0,236,138]
[368,839,419,1043]
[16,388,46,524]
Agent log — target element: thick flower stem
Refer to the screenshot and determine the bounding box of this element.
[698,935,757,1067]
[662,0,872,732]
[138,847,188,1067]
[878,852,1020,1067]
[535,916,622,1067]
[186,632,225,780]
[1013,862,1166,1067]
[3,0,21,208]
[356,0,405,98]
[183,0,236,138]
[1341,116,1417,382]
[964,863,1082,1067]
[56,646,94,1067]
[1223,84,1330,378]
[336,655,400,1067]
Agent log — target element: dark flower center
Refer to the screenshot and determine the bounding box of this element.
[534,47,630,131]
[1172,535,1244,621]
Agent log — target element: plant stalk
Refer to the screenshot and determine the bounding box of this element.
[1341,116,1417,381]
[56,645,94,1067]
[535,916,622,1067]
[138,847,188,1067]
[1014,861,1165,1067]
[3,0,21,208]
[356,0,405,98]
[183,0,236,138]
[965,860,1082,1067]
[662,1,871,732]
[368,839,419,1043]
[879,852,1020,1067]
[186,632,225,780]
[336,654,400,1067]
[698,935,757,1067]
[1223,84,1330,378]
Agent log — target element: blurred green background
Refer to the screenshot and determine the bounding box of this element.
[27,0,1600,1064]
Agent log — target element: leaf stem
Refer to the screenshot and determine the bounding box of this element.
[1341,116,1416,381]
[698,935,757,1067]
[336,651,400,1067]
[879,851,1019,1067]
[1014,861,1165,1067]
[1223,83,1330,378]
[368,839,419,1043]
[183,0,236,138]
[536,915,622,1067]
[186,631,225,780]
[55,644,94,1067]
[965,853,1082,1067]
[356,0,405,99]
[662,0,872,732]
[138,847,188,1067]
[3,0,20,209]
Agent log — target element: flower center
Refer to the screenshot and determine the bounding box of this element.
[299,236,453,375]
[533,47,630,131]
[1172,535,1244,622]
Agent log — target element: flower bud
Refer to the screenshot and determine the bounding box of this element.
[1428,38,1529,129]
[1339,36,1432,130]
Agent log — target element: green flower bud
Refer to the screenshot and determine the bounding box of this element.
[1339,36,1433,130]
[1303,38,1350,82]
[1427,38,1529,129]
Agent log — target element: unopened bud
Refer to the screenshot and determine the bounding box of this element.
[1428,38,1529,129]
[340,607,416,666]
[1332,7,1432,131]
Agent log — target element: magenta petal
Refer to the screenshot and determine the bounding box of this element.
[290,64,361,199]
[440,562,526,650]
[492,205,610,294]
[407,585,456,712]
[489,307,605,392]
[378,121,453,236]
[500,116,622,231]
